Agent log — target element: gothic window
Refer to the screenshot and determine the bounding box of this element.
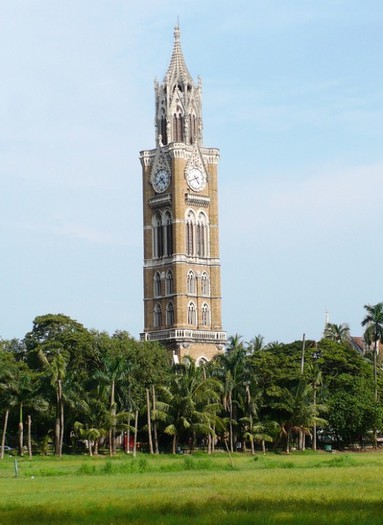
[153,212,163,258]
[187,302,197,325]
[201,303,210,327]
[160,108,168,145]
[186,210,195,256]
[187,270,196,295]
[154,272,161,297]
[165,270,174,295]
[189,113,197,144]
[201,272,210,296]
[196,211,208,257]
[173,106,184,143]
[166,302,174,326]
[153,303,162,328]
[164,211,173,256]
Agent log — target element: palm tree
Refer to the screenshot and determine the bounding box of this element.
[323,323,350,344]
[0,353,18,459]
[93,353,130,456]
[246,335,265,353]
[164,357,222,454]
[306,363,323,451]
[214,334,247,452]
[362,302,383,403]
[38,347,68,456]
[280,380,327,453]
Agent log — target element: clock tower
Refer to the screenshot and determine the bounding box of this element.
[140,26,226,362]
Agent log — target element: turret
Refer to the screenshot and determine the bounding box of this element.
[155,26,203,146]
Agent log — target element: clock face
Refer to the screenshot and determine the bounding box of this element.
[187,167,206,192]
[152,169,170,193]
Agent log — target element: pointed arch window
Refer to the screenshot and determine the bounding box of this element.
[154,272,161,297]
[187,270,196,295]
[153,212,163,258]
[201,303,210,327]
[173,105,184,143]
[196,211,208,257]
[187,302,197,325]
[186,210,195,256]
[166,302,174,326]
[154,303,162,328]
[160,108,168,145]
[164,211,173,256]
[201,272,210,296]
[165,270,174,295]
[189,113,197,145]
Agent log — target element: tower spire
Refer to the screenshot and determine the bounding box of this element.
[164,25,193,86]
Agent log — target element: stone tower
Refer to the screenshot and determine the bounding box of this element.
[139,27,226,362]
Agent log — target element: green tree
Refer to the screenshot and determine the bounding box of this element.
[164,357,222,454]
[213,334,247,452]
[38,347,68,456]
[323,323,350,344]
[362,302,383,402]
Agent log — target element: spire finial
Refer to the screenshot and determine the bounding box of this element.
[165,23,192,85]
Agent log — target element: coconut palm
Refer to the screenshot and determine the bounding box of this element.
[362,302,383,402]
[280,380,327,453]
[214,334,247,452]
[323,323,350,344]
[164,357,222,454]
[38,347,68,456]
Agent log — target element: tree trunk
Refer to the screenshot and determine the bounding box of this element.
[374,339,378,402]
[146,388,153,454]
[27,415,32,459]
[229,394,234,453]
[110,379,116,456]
[286,429,290,454]
[313,387,317,451]
[133,409,139,457]
[127,416,131,454]
[59,380,64,457]
[172,434,177,455]
[18,403,24,457]
[262,439,266,454]
[55,386,61,456]
[1,408,10,459]
[152,386,159,454]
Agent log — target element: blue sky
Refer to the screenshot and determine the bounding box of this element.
[1,0,382,344]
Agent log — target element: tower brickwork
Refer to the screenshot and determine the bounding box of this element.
[139,27,226,362]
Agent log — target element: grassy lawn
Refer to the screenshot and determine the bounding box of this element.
[1,451,383,524]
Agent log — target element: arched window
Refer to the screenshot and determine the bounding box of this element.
[187,270,196,295]
[201,303,210,327]
[186,210,195,256]
[165,270,174,295]
[166,302,174,326]
[189,113,197,144]
[164,211,173,256]
[173,106,184,142]
[196,211,208,257]
[187,302,197,325]
[153,212,163,258]
[201,272,209,296]
[160,108,168,145]
[154,272,161,297]
[153,303,162,328]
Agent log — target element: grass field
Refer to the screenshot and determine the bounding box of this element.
[1,451,383,524]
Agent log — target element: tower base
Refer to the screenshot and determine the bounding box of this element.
[140,328,226,363]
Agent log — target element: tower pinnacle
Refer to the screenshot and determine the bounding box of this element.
[164,26,193,87]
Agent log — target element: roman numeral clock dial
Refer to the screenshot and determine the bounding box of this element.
[186,167,206,192]
[152,169,170,193]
